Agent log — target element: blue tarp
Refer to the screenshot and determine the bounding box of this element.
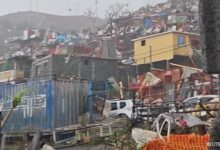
[55,35,66,43]
[144,19,153,28]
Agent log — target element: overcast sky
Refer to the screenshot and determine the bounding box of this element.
[0,0,167,18]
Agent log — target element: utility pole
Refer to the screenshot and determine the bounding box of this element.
[169,0,176,9]
[95,0,98,16]
[149,45,152,104]
[166,60,170,70]
[29,0,32,11]
[200,0,220,103]
[218,74,220,97]
[135,60,139,81]
[200,1,220,149]
[150,45,153,71]
[200,0,220,74]
[78,62,81,79]
[36,0,38,12]
[92,61,95,80]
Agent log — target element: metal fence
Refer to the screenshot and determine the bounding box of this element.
[0,79,88,133]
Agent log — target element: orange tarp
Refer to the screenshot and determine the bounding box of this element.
[142,134,210,150]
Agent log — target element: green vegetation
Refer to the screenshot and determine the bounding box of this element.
[12,90,28,108]
[1,89,33,128]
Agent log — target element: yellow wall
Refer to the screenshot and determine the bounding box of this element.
[0,70,24,83]
[173,33,192,56]
[134,33,174,64]
[134,32,192,65]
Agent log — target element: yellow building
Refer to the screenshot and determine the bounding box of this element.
[0,56,31,83]
[132,31,199,65]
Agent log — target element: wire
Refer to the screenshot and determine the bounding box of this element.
[134,43,191,60]
[139,82,208,100]
[134,43,191,58]
[133,43,191,57]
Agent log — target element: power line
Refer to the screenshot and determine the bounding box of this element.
[133,43,191,57]
[134,43,191,60]
[29,0,32,11]
[134,43,191,56]
[36,0,38,12]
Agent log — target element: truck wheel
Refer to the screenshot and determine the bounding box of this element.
[119,114,128,119]
[118,114,131,127]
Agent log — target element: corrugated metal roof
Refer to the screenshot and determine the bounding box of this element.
[131,31,200,42]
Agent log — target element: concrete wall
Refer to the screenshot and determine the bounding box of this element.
[31,55,119,82]
[78,57,118,81]
[51,55,79,78]
[31,55,52,80]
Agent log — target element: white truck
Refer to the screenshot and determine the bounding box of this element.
[103,99,133,118]
[102,99,151,120]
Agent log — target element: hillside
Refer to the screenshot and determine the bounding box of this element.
[0,11,106,56]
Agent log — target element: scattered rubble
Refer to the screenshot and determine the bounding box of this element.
[0,0,219,150]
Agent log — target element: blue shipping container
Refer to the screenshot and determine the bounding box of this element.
[0,79,88,133]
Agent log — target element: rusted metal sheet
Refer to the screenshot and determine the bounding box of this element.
[0,79,88,133]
